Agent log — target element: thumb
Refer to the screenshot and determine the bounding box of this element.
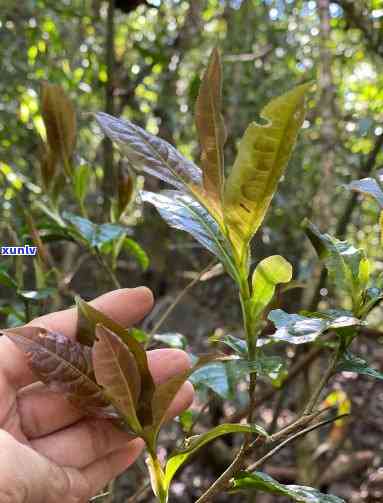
[0,429,90,503]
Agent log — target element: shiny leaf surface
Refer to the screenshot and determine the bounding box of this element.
[142,190,237,279]
[268,309,363,344]
[95,111,202,190]
[337,351,383,380]
[232,471,344,502]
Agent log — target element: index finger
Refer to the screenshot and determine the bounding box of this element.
[0,287,153,389]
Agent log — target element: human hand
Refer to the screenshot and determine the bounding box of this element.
[0,288,194,503]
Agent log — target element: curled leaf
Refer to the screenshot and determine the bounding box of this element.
[93,325,142,432]
[251,255,293,318]
[195,48,226,202]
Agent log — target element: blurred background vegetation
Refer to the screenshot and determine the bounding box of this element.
[0,1,382,502]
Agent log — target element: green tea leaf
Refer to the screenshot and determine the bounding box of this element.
[224,83,310,264]
[189,360,235,399]
[348,177,383,207]
[124,237,150,271]
[164,423,268,489]
[4,326,114,417]
[303,220,366,297]
[232,471,345,502]
[268,309,363,344]
[74,164,91,206]
[251,255,293,318]
[95,112,202,190]
[63,212,126,248]
[0,269,18,290]
[249,354,287,387]
[93,325,142,432]
[75,298,155,425]
[195,48,226,202]
[337,351,383,380]
[209,333,248,356]
[142,190,237,279]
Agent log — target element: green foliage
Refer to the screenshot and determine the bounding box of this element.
[268,309,363,345]
[251,255,293,318]
[164,423,268,491]
[232,471,345,502]
[2,13,382,499]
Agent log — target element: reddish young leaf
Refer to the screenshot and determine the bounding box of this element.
[195,48,226,202]
[76,297,155,425]
[4,326,115,418]
[147,355,225,444]
[41,82,77,176]
[93,325,142,432]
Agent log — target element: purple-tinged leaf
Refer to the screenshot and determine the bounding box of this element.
[75,297,155,425]
[95,111,202,190]
[4,326,114,417]
[93,325,142,432]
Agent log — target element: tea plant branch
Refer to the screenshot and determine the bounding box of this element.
[94,248,121,289]
[126,482,151,503]
[195,443,248,503]
[229,346,322,423]
[244,413,349,474]
[309,130,383,309]
[303,344,342,415]
[146,259,216,345]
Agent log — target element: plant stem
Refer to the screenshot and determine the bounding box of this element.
[245,413,349,473]
[195,444,248,503]
[94,249,121,289]
[303,345,342,415]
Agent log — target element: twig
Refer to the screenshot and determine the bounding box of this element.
[228,346,322,422]
[146,260,216,346]
[245,413,349,473]
[126,481,150,503]
[195,444,248,503]
[94,249,121,289]
[303,346,341,415]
